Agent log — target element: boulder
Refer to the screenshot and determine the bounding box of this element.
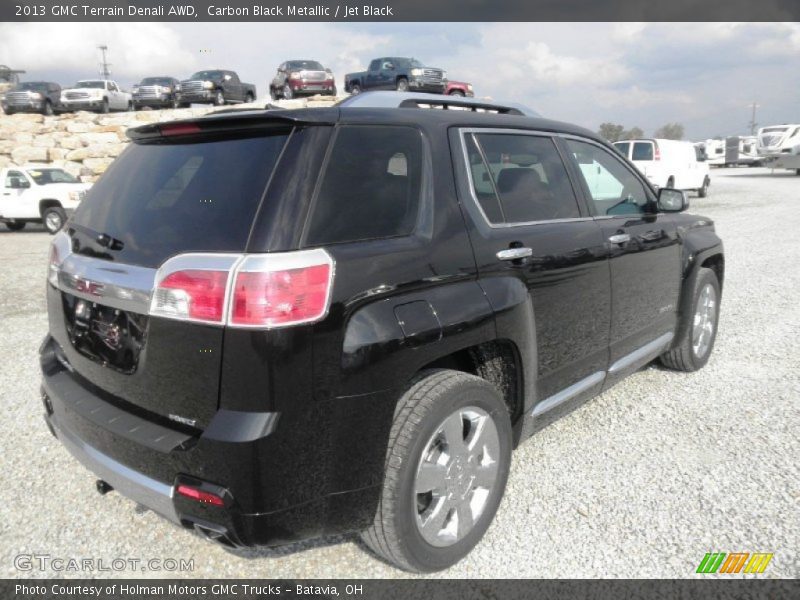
[82,157,114,175]
[11,145,48,163]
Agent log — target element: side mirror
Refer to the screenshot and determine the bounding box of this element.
[657,187,688,212]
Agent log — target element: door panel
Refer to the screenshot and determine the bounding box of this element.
[563,138,681,369]
[454,130,611,405]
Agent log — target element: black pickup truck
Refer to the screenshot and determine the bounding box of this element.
[345,57,447,94]
[40,92,723,573]
[177,70,256,106]
[1,81,62,115]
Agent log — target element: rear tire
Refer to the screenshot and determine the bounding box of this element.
[350,83,361,95]
[698,177,709,198]
[244,93,254,104]
[361,370,512,573]
[4,220,26,231]
[42,207,67,234]
[660,267,720,372]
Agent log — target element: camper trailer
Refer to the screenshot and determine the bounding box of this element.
[757,124,800,174]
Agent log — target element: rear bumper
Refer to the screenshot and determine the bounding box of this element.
[39,334,387,548]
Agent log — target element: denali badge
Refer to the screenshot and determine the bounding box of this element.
[169,414,197,427]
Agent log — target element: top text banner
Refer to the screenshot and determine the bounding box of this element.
[4,0,800,21]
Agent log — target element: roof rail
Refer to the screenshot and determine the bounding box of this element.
[337,91,538,116]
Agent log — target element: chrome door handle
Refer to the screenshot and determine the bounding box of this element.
[496,247,533,261]
[608,233,631,245]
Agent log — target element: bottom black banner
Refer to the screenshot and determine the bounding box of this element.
[3,579,799,600]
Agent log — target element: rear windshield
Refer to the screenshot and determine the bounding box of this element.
[287,61,324,71]
[71,132,289,268]
[632,142,654,161]
[613,142,630,157]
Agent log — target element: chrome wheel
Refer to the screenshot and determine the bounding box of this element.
[44,211,63,233]
[692,283,716,358]
[414,406,500,547]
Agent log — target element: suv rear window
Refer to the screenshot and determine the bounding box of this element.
[71,132,290,268]
[304,126,423,246]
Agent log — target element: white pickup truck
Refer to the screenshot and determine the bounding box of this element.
[60,79,132,113]
[1,165,91,233]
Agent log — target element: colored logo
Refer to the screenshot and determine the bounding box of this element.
[696,552,773,574]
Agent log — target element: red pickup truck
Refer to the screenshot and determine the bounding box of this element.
[445,80,474,97]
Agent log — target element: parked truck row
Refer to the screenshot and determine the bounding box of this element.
[1,56,475,116]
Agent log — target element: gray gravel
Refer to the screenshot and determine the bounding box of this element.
[1,167,798,578]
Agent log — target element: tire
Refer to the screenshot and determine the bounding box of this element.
[666,176,675,188]
[270,87,279,101]
[244,93,254,104]
[171,97,179,109]
[282,85,293,100]
[214,90,225,106]
[396,78,409,92]
[660,267,721,372]
[99,99,109,114]
[698,177,709,198]
[448,90,465,97]
[42,207,67,234]
[127,101,133,112]
[350,83,361,95]
[361,370,512,573]
[4,220,26,231]
[43,101,53,116]
[331,86,337,97]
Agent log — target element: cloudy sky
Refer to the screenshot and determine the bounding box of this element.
[1,21,798,140]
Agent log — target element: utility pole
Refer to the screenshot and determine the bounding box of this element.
[98,45,111,79]
[748,101,760,136]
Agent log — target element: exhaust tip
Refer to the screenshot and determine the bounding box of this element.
[96,480,114,495]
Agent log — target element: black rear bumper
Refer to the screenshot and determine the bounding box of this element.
[39,335,387,548]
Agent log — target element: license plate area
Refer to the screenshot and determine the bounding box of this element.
[61,292,148,374]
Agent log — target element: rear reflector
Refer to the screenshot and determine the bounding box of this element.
[152,269,229,323]
[176,484,225,506]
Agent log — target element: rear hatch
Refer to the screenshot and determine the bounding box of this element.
[47,119,294,429]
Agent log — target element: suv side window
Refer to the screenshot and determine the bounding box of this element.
[466,132,581,224]
[305,126,423,245]
[566,139,650,216]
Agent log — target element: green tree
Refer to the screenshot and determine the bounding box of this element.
[654,123,685,140]
[622,126,644,140]
[598,122,625,142]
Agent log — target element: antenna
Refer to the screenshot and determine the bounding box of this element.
[748,101,760,135]
[98,45,112,79]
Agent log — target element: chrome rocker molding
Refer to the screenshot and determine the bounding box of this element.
[532,332,675,417]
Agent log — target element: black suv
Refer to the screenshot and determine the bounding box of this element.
[40,92,723,572]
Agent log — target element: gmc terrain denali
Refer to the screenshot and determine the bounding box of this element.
[40,92,724,572]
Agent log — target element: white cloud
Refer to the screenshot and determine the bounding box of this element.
[0,22,198,80]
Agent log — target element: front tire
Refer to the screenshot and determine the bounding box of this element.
[43,101,54,116]
[244,93,254,104]
[42,207,67,234]
[396,78,409,92]
[660,267,720,372]
[214,90,225,106]
[269,87,279,101]
[350,83,361,95]
[448,90,465,97]
[282,85,293,100]
[361,370,512,573]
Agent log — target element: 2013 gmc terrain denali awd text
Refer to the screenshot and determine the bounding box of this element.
[40,93,724,573]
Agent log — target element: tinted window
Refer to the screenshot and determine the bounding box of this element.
[632,142,654,161]
[467,133,580,224]
[71,132,290,268]
[368,60,381,71]
[305,126,423,245]
[287,61,324,71]
[613,142,630,158]
[567,140,650,216]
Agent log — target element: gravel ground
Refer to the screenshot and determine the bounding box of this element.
[1,167,798,579]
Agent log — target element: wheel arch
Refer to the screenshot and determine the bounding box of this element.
[39,198,63,216]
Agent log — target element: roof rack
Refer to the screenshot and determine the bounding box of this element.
[337,91,538,116]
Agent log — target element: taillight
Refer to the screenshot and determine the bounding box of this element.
[152,269,229,323]
[160,123,201,137]
[230,249,334,328]
[654,144,661,161]
[149,250,334,329]
[176,484,225,506]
